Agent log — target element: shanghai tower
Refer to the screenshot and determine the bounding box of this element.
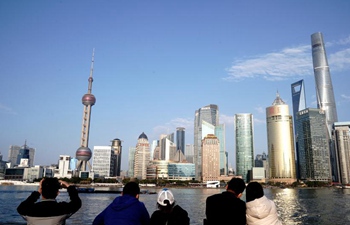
[311,32,338,135]
[311,32,338,182]
[75,50,96,177]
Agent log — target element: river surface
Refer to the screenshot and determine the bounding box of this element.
[1,185,350,225]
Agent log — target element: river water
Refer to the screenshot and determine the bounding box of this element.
[1,185,350,225]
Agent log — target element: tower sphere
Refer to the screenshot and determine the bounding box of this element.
[76,146,92,161]
[82,93,96,106]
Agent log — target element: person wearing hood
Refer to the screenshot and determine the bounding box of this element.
[246,182,282,225]
[93,181,150,225]
[150,188,189,225]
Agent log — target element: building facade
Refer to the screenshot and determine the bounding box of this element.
[266,93,296,183]
[296,108,331,182]
[215,124,227,176]
[235,113,254,182]
[201,134,220,182]
[333,122,350,185]
[92,146,115,178]
[133,132,150,180]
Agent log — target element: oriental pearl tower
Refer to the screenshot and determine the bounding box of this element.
[75,50,96,176]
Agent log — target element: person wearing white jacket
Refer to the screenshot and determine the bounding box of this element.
[246,182,282,225]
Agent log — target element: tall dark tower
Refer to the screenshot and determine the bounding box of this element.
[111,138,122,176]
[75,50,96,176]
[176,127,185,155]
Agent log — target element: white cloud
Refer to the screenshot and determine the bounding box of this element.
[225,36,350,81]
[225,45,312,81]
[220,114,234,125]
[151,117,193,140]
[0,103,17,115]
[341,94,350,101]
[254,107,264,114]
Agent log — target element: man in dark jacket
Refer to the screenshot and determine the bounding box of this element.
[205,178,246,225]
[93,181,150,225]
[17,178,82,225]
[150,188,190,225]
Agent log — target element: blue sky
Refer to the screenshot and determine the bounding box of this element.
[1,1,349,171]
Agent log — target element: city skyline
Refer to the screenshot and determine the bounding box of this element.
[1,1,350,171]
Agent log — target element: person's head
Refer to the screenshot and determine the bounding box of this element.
[226,178,246,198]
[157,188,175,211]
[246,182,264,202]
[41,178,60,199]
[122,181,140,198]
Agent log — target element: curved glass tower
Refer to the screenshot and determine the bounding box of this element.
[311,32,338,136]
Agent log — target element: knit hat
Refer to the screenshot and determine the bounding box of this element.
[157,188,175,206]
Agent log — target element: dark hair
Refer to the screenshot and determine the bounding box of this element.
[227,178,246,196]
[122,182,140,197]
[246,182,264,202]
[41,178,60,199]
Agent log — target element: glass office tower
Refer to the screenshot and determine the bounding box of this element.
[235,113,254,182]
[296,108,332,181]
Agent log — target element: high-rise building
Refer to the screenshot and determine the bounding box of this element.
[111,138,122,176]
[295,108,331,181]
[133,132,150,180]
[291,79,307,179]
[160,133,175,161]
[75,50,96,177]
[201,134,220,182]
[215,124,227,175]
[176,127,185,155]
[194,104,219,181]
[8,143,35,168]
[92,146,115,178]
[333,122,350,185]
[235,113,254,182]
[266,92,296,183]
[311,32,339,182]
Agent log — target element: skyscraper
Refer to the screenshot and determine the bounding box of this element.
[133,132,150,180]
[234,113,254,182]
[176,127,185,155]
[201,134,220,182]
[75,50,96,177]
[291,79,307,179]
[194,104,219,181]
[333,122,350,185]
[311,32,338,135]
[295,108,331,181]
[266,92,296,183]
[111,138,122,176]
[311,32,339,181]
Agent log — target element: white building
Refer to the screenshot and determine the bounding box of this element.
[54,155,73,179]
[92,146,115,178]
[23,165,44,182]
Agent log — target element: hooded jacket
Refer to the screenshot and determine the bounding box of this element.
[246,195,282,225]
[150,204,190,225]
[92,194,150,225]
